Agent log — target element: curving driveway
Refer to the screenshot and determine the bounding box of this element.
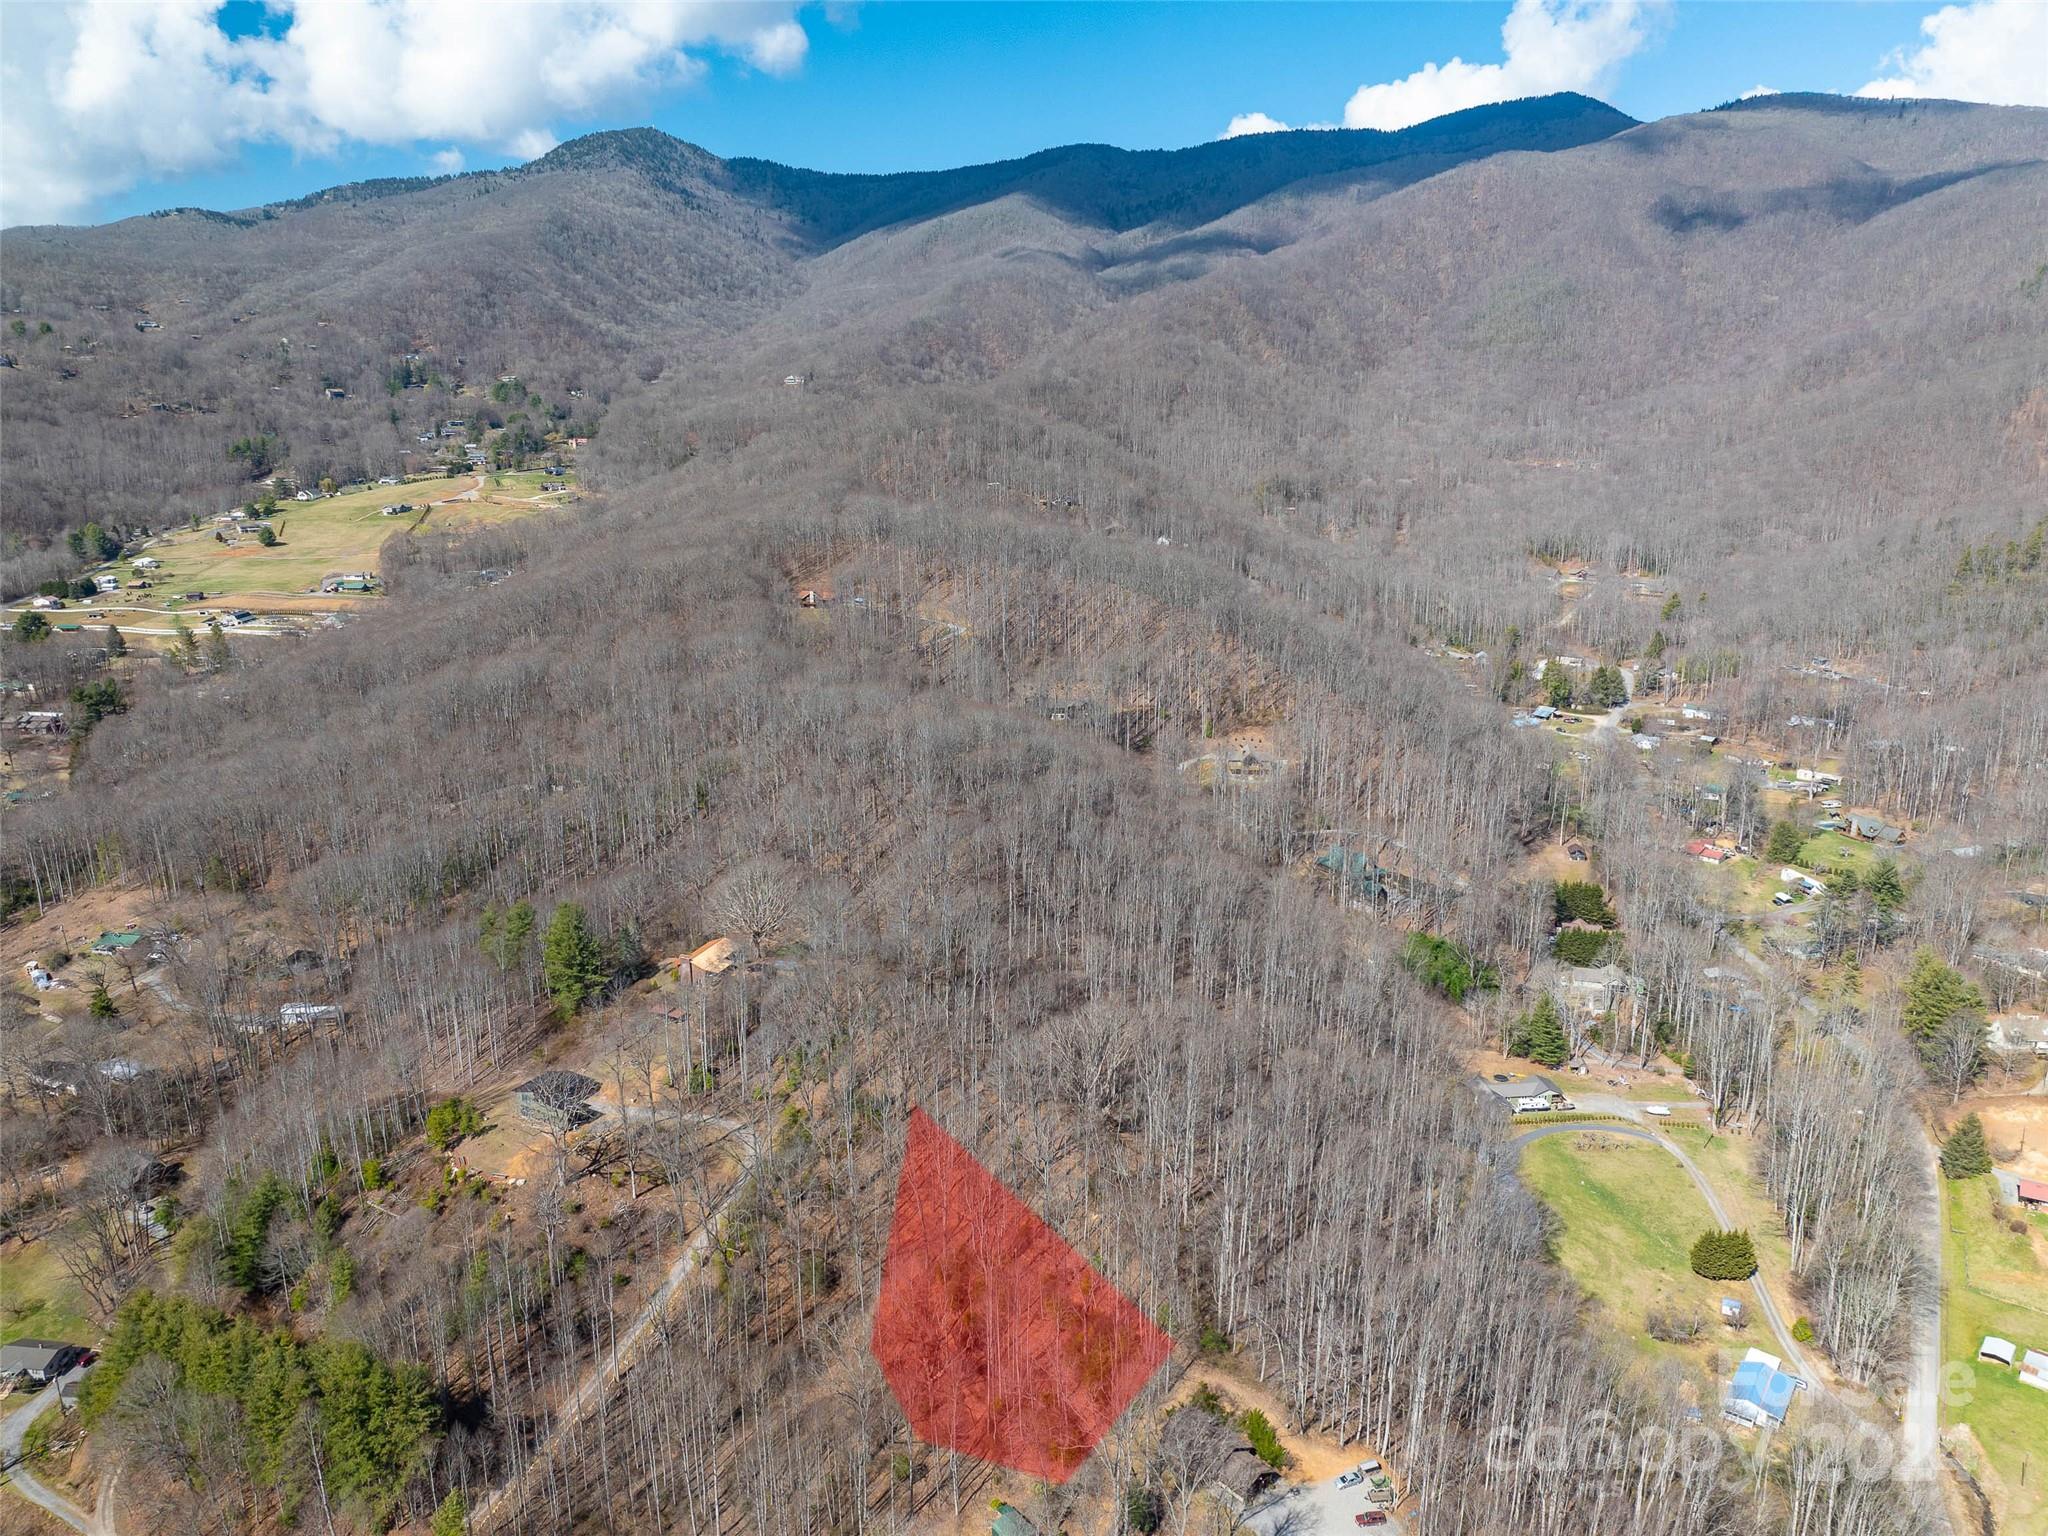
[1,1381,109,1535]
[1514,1120,1817,1384]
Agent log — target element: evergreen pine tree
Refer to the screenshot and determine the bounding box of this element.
[1764,820,1807,865]
[1903,949,1983,1041]
[169,616,201,670]
[1523,995,1570,1068]
[1864,860,1906,911]
[104,624,127,657]
[1939,1114,1993,1179]
[1690,1228,1758,1280]
[541,902,608,1017]
[431,1489,468,1536]
[1509,993,1571,1067]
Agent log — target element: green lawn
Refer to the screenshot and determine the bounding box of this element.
[1942,1175,2048,1534]
[1610,1077,1702,1103]
[1522,1132,1729,1362]
[1792,830,1909,882]
[0,1234,97,1348]
[1697,851,1822,920]
[112,470,573,601]
[1664,1124,1804,1334]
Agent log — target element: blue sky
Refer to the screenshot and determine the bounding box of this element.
[3,1,2042,228]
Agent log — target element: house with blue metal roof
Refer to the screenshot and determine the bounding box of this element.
[1723,1347,1799,1427]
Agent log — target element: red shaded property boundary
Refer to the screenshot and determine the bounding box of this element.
[871,1106,1172,1482]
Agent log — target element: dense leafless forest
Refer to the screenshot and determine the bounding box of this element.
[3,91,2046,1536]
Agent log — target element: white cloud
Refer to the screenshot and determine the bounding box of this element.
[1222,111,1293,139]
[508,129,559,162]
[744,20,809,75]
[1856,0,2048,107]
[1222,0,1661,142]
[0,0,814,226]
[1739,84,1780,100]
[1342,0,1662,131]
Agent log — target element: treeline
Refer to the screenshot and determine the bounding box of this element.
[80,1290,438,1531]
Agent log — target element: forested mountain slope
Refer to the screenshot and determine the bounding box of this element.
[4,93,2046,1536]
[0,93,1632,559]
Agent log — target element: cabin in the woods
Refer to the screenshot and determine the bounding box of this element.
[1157,1408,1281,1511]
[514,1070,601,1130]
[1847,814,1905,845]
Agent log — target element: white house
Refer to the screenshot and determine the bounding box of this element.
[93,574,121,593]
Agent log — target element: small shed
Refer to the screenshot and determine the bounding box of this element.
[2021,1349,2048,1392]
[57,1361,93,1410]
[1719,1298,1745,1325]
[990,1504,1039,1536]
[2015,1178,2048,1210]
[1979,1336,2017,1366]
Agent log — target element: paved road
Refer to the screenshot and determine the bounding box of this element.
[1514,1119,1816,1383]
[472,1112,762,1532]
[0,1381,106,1535]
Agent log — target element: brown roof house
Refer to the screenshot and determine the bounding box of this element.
[1158,1407,1281,1512]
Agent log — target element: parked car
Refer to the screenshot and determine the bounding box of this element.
[1339,1468,1366,1488]
[1356,1516,1388,1528]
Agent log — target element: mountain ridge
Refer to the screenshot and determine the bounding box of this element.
[8,93,1639,241]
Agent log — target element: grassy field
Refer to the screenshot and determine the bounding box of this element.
[1663,1124,1808,1338]
[1609,1075,1702,1103]
[1697,852,1818,919]
[0,1233,96,1348]
[110,470,573,602]
[1793,829,1908,882]
[1522,1131,1731,1362]
[1941,1174,2048,1533]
